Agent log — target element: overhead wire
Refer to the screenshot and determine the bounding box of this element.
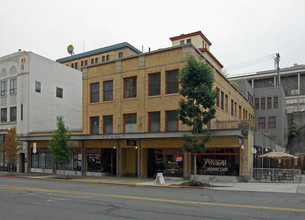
[225,54,275,71]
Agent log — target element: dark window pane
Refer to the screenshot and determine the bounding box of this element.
[149,112,160,132]
[149,73,160,96]
[90,83,99,102]
[166,70,178,94]
[103,116,113,134]
[124,77,137,98]
[90,117,99,134]
[166,111,178,131]
[103,81,113,101]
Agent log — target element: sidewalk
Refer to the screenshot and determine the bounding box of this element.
[1,171,304,194]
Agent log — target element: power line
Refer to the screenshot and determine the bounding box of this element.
[225,54,275,71]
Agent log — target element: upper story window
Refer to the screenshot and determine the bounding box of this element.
[220,91,224,110]
[102,56,105,62]
[35,81,41,93]
[75,62,78,69]
[124,77,137,99]
[231,99,234,116]
[119,52,123,58]
[56,87,63,98]
[90,116,99,134]
[10,106,16,122]
[273,96,278,108]
[149,112,160,132]
[106,55,109,61]
[268,117,276,128]
[124,114,137,133]
[255,98,259,109]
[166,110,178,131]
[71,63,74,68]
[85,60,88,66]
[81,61,84,67]
[239,106,242,119]
[10,78,17,94]
[1,108,7,122]
[225,95,228,112]
[103,115,113,134]
[148,72,160,96]
[216,88,219,107]
[267,97,272,109]
[258,117,265,129]
[166,69,178,94]
[95,58,98,63]
[180,40,184,45]
[91,58,94,64]
[261,97,265,110]
[90,83,99,103]
[187,39,191,44]
[103,80,113,101]
[1,81,7,96]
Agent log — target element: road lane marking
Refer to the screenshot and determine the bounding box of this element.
[1,184,305,213]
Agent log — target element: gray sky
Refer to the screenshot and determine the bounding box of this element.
[1,0,305,76]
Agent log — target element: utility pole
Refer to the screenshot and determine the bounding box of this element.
[274,53,280,86]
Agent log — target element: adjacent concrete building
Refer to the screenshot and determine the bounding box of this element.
[0,51,82,171]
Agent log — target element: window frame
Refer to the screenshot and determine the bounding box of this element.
[10,78,17,95]
[268,117,276,129]
[165,110,178,132]
[124,113,137,133]
[267,97,272,109]
[1,108,7,123]
[255,98,259,109]
[90,82,99,103]
[10,106,17,122]
[220,91,224,110]
[35,81,41,93]
[103,80,113,102]
[148,72,161,96]
[216,88,220,107]
[165,69,179,94]
[103,115,113,134]
[273,96,278,109]
[261,97,265,109]
[56,87,63,98]
[90,116,99,134]
[258,117,266,129]
[124,76,137,99]
[148,111,160,132]
[1,81,7,96]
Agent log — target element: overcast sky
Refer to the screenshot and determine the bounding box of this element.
[1,0,304,76]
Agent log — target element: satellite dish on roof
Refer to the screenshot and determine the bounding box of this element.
[67,45,75,56]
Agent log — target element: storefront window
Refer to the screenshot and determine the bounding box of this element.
[152,149,183,177]
[86,148,112,172]
[31,148,52,169]
[57,148,82,171]
[196,148,240,176]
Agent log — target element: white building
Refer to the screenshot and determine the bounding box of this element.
[0,51,82,172]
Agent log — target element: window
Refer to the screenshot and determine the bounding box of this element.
[119,52,123,58]
[149,112,160,132]
[239,106,242,119]
[124,77,137,99]
[95,58,98,63]
[231,99,234,116]
[21,104,23,120]
[187,39,191,44]
[90,83,99,103]
[1,81,7,96]
[10,79,17,94]
[255,98,259,109]
[91,58,94,64]
[1,108,7,122]
[220,91,224,110]
[166,69,178,94]
[268,117,276,128]
[166,110,178,131]
[81,61,84,67]
[234,102,237,117]
[103,115,113,134]
[225,95,228,112]
[261,97,265,109]
[258,117,265,129]
[102,56,105,62]
[56,87,63,98]
[10,106,16,122]
[75,62,78,69]
[148,72,160,96]
[180,40,184,45]
[35,81,41,93]
[273,96,278,108]
[216,88,219,107]
[124,114,137,133]
[90,116,99,134]
[103,81,113,101]
[71,63,74,68]
[85,60,88,66]
[267,97,272,109]
[106,55,109,61]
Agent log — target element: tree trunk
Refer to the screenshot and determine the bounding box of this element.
[193,153,197,181]
[63,164,66,179]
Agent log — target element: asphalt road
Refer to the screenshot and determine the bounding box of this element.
[0,177,305,220]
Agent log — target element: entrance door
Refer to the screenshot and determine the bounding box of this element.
[125,148,138,177]
[19,153,25,173]
[147,149,154,177]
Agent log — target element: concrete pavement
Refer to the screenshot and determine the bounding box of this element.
[1,171,304,194]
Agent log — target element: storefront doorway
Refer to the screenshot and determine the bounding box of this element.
[86,148,116,175]
[147,148,183,178]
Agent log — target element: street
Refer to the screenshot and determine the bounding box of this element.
[0,177,305,220]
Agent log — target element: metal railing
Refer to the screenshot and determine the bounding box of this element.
[252,168,302,182]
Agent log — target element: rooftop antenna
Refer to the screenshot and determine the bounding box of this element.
[67,44,75,56]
